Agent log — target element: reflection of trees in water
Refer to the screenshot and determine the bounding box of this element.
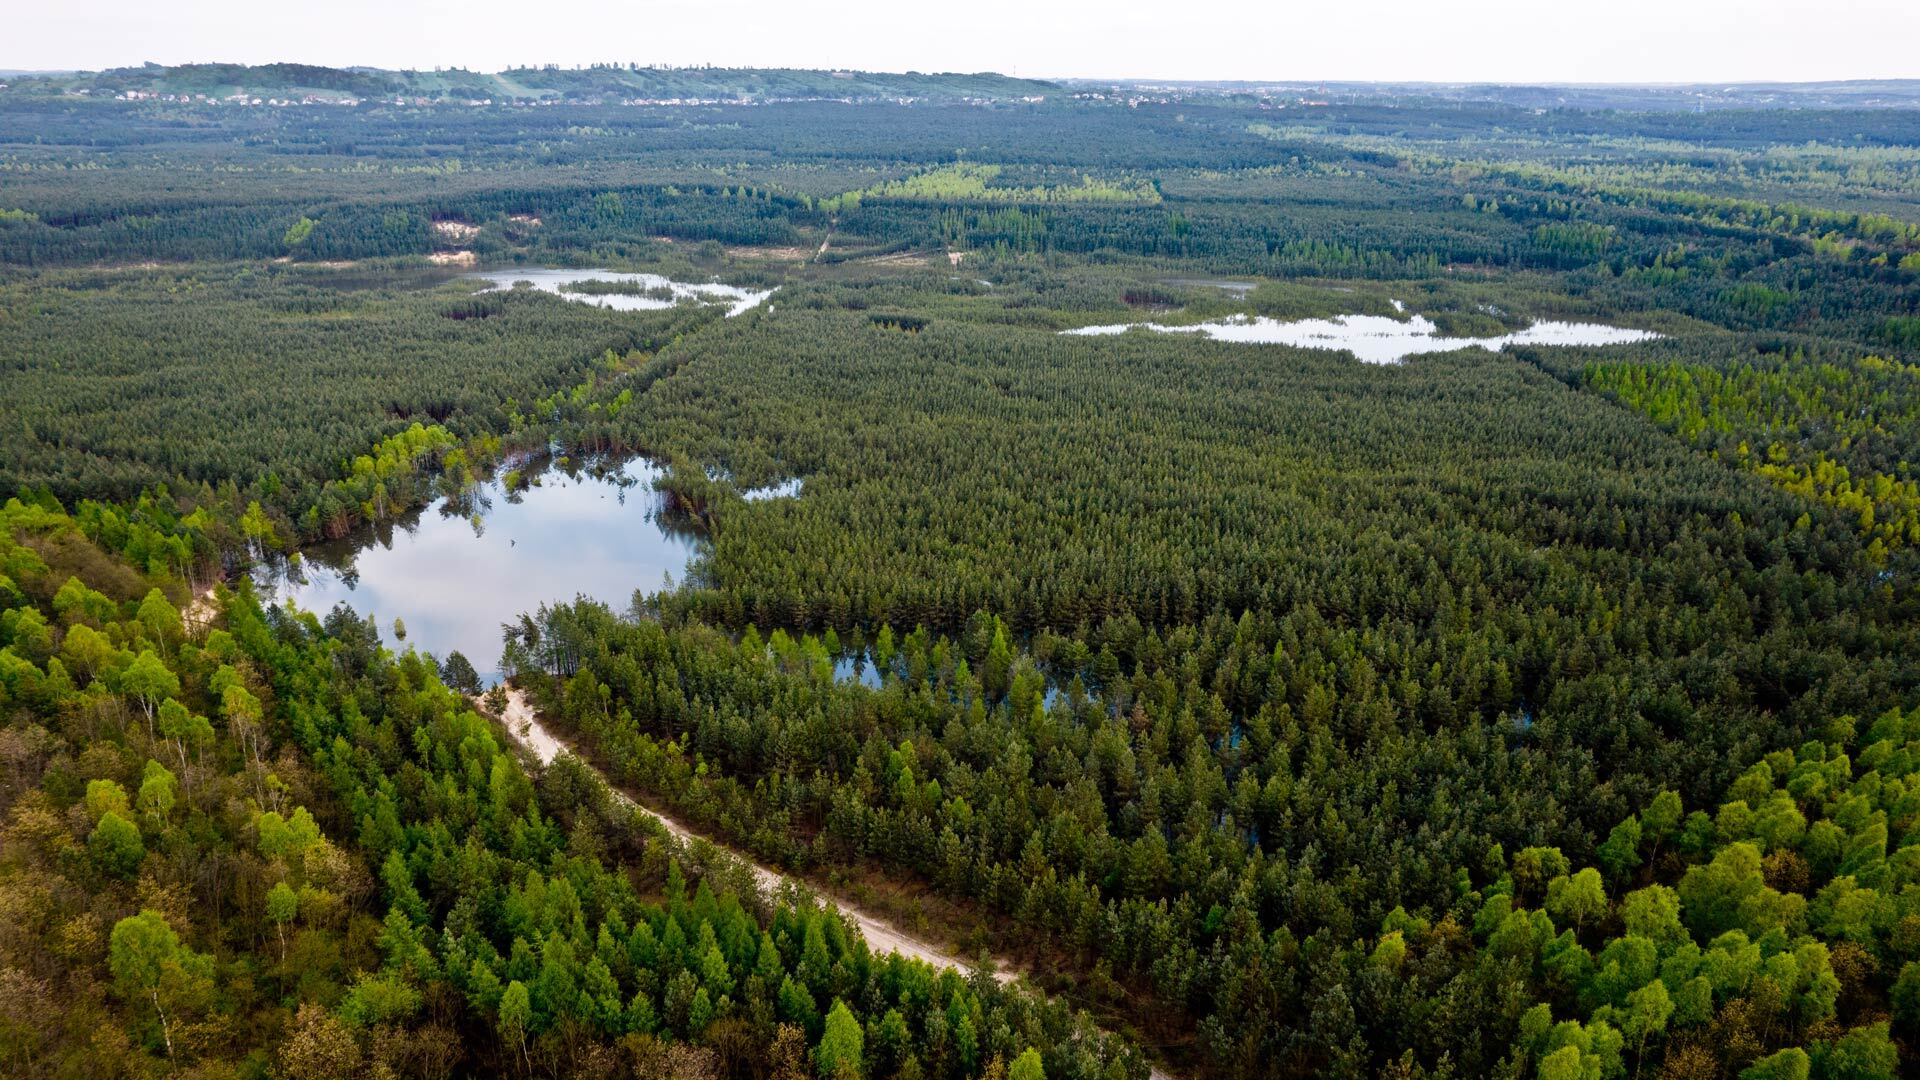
[258,451,703,620]
[441,484,494,538]
[651,500,708,545]
[254,547,360,595]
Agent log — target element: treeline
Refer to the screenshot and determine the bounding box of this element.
[1588,354,1920,558]
[0,494,1144,1078]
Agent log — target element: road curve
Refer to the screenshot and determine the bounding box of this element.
[492,688,1014,983]
[488,687,1176,1080]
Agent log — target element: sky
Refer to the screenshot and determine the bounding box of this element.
[9,0,1919,84]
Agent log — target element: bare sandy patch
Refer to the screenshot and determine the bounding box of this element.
[428,250,477,266]
[90,260,184,271]
[432,220,481,241]
[859,251,933,267]
[726,244,810,262]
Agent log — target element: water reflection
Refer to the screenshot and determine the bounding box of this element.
[742,478,804,502]
[258,458,701,684]
[832,653,885,690]
[1064,308,1661,365]
[463,268,774,317]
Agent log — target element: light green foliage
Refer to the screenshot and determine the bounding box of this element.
[266,881,299,925]
[1546,868,1608,929]
[337,971,423,1028]
[498,979,531,1059]
[1618,886,1686,945]
[108,910,212,1055]
[53,576,118,626]
[849,162,1160,205]
[85,777,131,821]
[10,89,1920,1080]
[120,649,180,720]
[1532,1018,1622,1080]
[1893,962,1920,1030]
[1740,1048,1810,1080]
[89,811,146,879]
[1010,1048,1046,1080]
[137,760,177,820]
[1596,816,1642,882]
[136,587,183,648]
[1676,843,1777,937]
[1620,979,1672,1045]
[1370,929,1408,968]
[1642,791,1684,840]
[257,805,323,863]
[1812,1023,1897,1080]
[817,999,864,1079]
[239,500,279,552]
[1589,356,1920,552]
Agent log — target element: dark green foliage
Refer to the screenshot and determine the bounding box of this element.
[8,79,1920,1080]
[0,267,701,536]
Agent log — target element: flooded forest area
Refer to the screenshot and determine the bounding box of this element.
[3,76,1920,1080]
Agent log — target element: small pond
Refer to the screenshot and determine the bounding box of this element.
[742,478,804,502]
[463,268,773,316]
[257,459,702,684]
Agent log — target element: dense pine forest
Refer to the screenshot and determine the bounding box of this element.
[4,65,1920,1080]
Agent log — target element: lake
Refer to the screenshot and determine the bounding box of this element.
[1064,308,1661,364]
[258,458,702,683]
[463,268,774,316]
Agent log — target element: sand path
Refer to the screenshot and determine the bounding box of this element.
[492,688,1016,985]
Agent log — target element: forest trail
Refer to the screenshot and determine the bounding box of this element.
[487,684,1175,1068]
[490,689,1179,1080]
[492,688,1017,985]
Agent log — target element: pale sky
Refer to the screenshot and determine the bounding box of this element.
[8,0,1918,84]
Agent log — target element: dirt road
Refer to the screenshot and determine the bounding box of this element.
[494,689,1013,984]
[491,689,1177,1079]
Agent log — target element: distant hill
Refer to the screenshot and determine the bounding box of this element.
[1,62,1061,103]
[1075,77,1920,110]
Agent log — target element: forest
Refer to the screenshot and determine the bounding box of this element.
[2,72,1920,1080]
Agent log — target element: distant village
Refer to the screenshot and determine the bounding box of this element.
[17,84,1358,112]
[21,86,1054,109]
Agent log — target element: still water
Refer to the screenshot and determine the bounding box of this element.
[1064,308,1661,364]
[258,459,702,683]
[463,268,773,316]
[256,267,778,681]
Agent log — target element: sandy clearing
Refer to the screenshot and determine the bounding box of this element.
[184,581,220,634]
[858,251,933,267]
[726,244,811,262]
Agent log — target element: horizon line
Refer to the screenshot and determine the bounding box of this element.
[5,61,1920,90]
